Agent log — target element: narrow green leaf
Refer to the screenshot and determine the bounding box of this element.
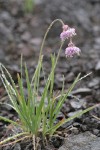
[53,73,81,122]
[0,102,15,110]
[24,63,36,132]
[0,132,29,145]
[47,105,98,135]
[0,116,19,126]
[17,73,27,114]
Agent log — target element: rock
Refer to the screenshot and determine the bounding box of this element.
[0,11,15,28]
[70,99,86,109]
[93,129,99,136]
[93,25,100,37]
[0,48,5,61]
[70,127,79,135]
[21,31,31,42]
[65,72,74,82]
[88,78,100,88]
[17,43,33,57]
[0,122,3,126]
[17,23,28,33]
[94,37,100,46]
[94,37,100,50]
[0,23,13,46]
[61,120,73,129]
[81,125,87,131]
[30,38,42,46]
[57,112,65,120]
[62,103,71,113]
[55,74,65,88]
[13,143,21,150]
[56,74,64,82]
[59,132,100,150]
[95,61,100,74]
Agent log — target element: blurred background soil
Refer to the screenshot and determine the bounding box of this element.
[0,0,100,141]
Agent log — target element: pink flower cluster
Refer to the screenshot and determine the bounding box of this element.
[65,46,80,57]
[60,24,81,57]
[60,28,76,41]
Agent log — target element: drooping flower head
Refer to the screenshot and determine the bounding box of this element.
[60,25,76,41]
[65,28,76,38]
[65,42,81,57]
[60,24,81,58]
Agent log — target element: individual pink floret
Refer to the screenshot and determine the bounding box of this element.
[60,31,69,41]
[62,25,69,31]
[66,28,76,37]
[60,28,76,41]
[65,45,81,57]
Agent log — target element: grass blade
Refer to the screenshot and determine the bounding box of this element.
[0,116,19,126]
[0,132,29,145]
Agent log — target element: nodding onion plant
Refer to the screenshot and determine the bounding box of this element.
[0,19,98,147]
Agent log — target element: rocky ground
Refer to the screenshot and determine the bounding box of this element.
[0,0,100,149]
[59,132,100,150]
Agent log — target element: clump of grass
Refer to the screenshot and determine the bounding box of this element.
[0,19,98,149]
